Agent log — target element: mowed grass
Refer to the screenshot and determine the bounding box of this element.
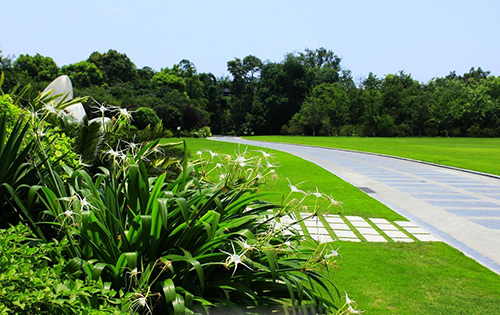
[161,138,500,314]
[244,136,500,176]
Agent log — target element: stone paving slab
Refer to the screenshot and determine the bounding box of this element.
[370,218,391,224]
[363,234,387,242]
[357,227,380,235]
[375,223,400,231]
[404,227,428,234]
[344,215,365,221]
[322,215,344,223]
[384,230,409,238]
[334,230,358,238]
[329,223,351,230]
[350,221,372,228]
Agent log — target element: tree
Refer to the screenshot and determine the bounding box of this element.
[60,61,104,88]
[87,49,138,85]
[227,55,263,134]
[259,55,313,134]
[14,53,59,87]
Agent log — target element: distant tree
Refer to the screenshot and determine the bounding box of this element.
[87,49,138,85]
[151,70,187,94]
[14,53,59,86]
[227,55,263,134]
[182,105,209,130]
[259,55,313,134]
[60,61,104,88]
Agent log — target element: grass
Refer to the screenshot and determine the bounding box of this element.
[162,137,500,314]
[243,136,500,176]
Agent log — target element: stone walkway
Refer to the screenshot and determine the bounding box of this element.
[280,213,440,243]
[210,137,500,275]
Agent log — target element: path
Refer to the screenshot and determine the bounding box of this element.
[209,136,500,275]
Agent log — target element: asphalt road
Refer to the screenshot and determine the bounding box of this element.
[209,136,500,275]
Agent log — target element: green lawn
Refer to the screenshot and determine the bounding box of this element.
[243,136,500,176]
[162,137,500,314]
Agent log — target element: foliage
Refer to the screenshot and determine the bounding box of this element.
[60,61,105,88]
[11,139,342,314]
[0,223,120,314]
[132,106,161,130]
[0,114,39,225]
[5,48,500,137]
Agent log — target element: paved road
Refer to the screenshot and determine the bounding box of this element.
[210,136,500,275]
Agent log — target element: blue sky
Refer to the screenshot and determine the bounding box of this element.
[1,1,499,83]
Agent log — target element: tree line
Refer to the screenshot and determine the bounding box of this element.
[1,48,499,137]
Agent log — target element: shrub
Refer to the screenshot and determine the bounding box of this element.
[132,106,161,129]
[0,223,120,314]
[15,143,342,314]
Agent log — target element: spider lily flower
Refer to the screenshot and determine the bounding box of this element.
[55,209,82,233]
[117,107,134,120]
[127,267,142,288]
[346,305,365,314]
[324,246,342,259]
[237,237,259,253]
[257,150,272,159]
[220,241,253,277]
[235,155,248,167]
[345,292,356,306]
[130,292,152,314]
[311,187,324,199]
[42,102,60,115]
[287,178,306,194]
[205,149,219,160]
[326,194,344,208]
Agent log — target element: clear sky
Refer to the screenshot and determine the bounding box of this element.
[1,0,499,83]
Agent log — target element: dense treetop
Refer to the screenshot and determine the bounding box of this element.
[1,48,499,137]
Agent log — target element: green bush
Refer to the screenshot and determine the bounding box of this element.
[0,223,120,314]
[15,143,341,314]
[132,106,161,129]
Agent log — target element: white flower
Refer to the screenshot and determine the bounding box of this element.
[311,187,324,199]
[130,292,152,314]
[326,195,344,209]
[196,150,203,156]
[237,237,259,252]
[345,292,355,306]
[325,246,342,259]
[346,305,365,314]
[257,150,272,159]
[220,241,253,277]
[118,107,133,119]
[287,178,306,194]
[235,155,247,167]
[206,149,218,159]
[127,267,142,287]
[266,161,276,168]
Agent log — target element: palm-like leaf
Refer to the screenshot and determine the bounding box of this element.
[0,115,39,225]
